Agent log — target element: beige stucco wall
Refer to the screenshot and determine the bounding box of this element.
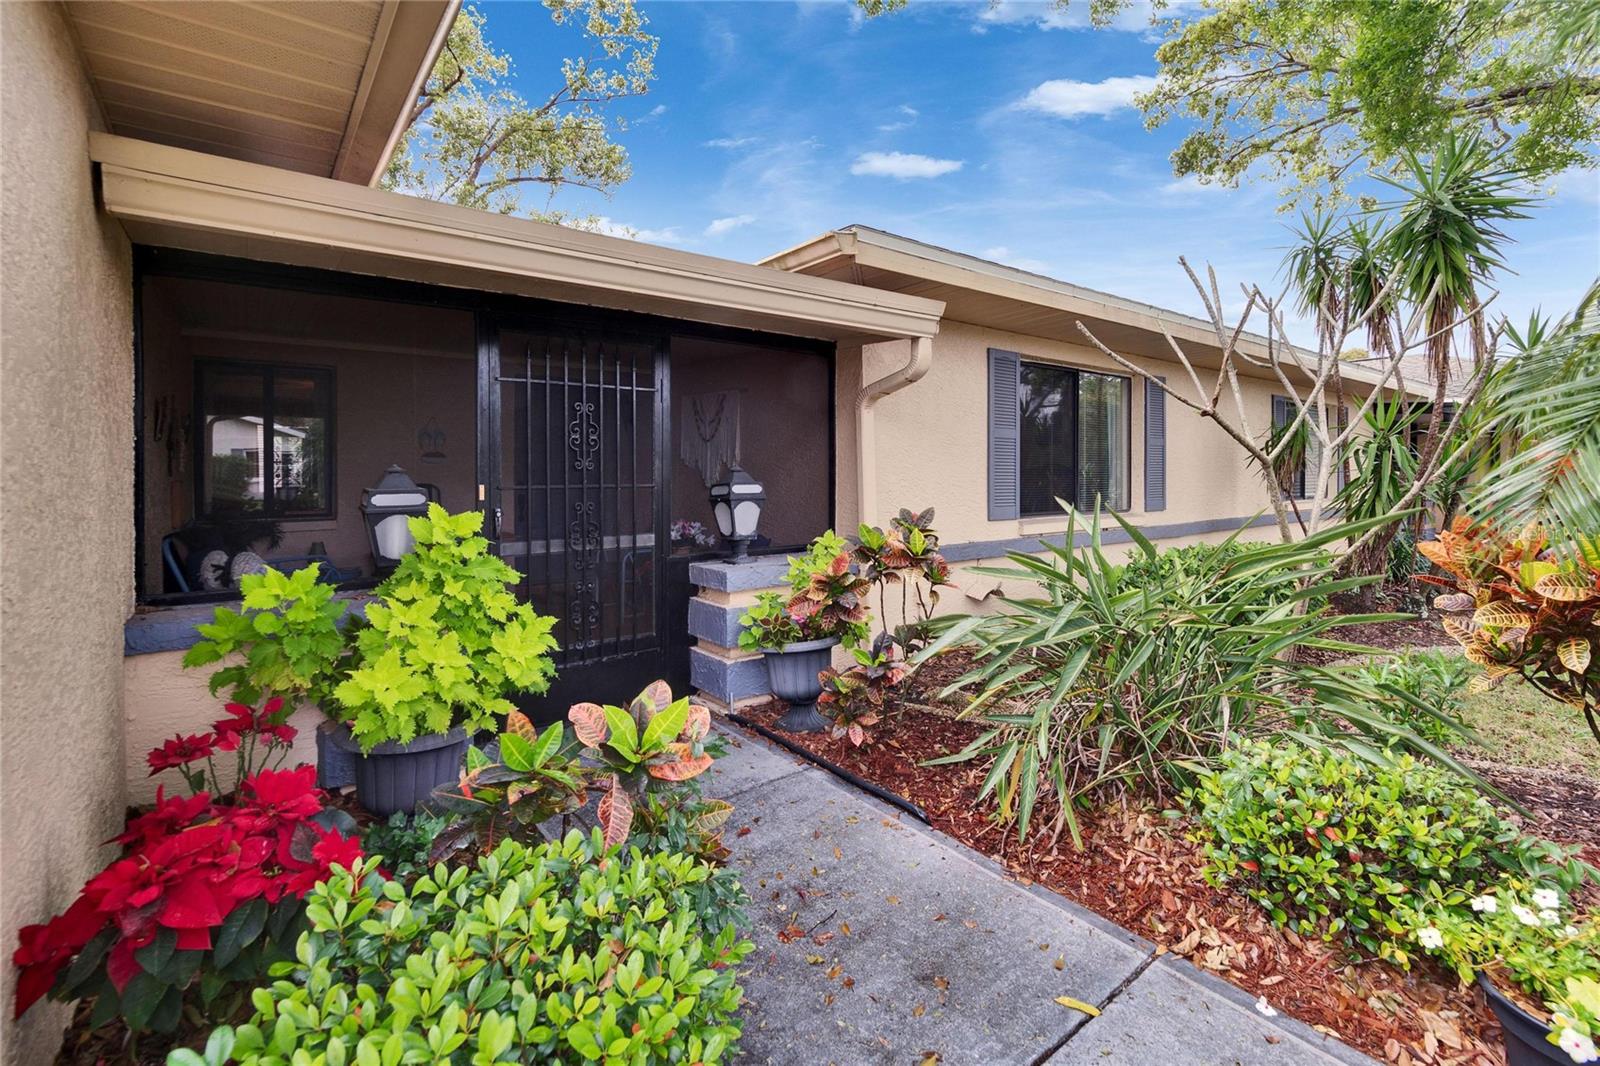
[1,5,135,1062]
[858,319,1348,544]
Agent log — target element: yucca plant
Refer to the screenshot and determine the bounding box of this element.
[918,509,1486,848]
[1335,395,1422,584]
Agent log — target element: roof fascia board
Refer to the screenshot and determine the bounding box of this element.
[91,134,944,342]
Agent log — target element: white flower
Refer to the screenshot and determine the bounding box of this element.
[1470,894,1499,913]
[1543,909,1563,926]
[1558,1028,1598,1063]
[1254,995,1278,1017]
[1534,888,1561,910]
[1417,927,1444,949]
[1567,925,1581,937]
[1513,904,1542,927]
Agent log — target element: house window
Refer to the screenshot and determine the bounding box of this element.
[198,361,334,520]
[1019,361,1130,515]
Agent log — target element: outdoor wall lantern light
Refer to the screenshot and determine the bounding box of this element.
[709,465,764,562]
[361,464,430,573]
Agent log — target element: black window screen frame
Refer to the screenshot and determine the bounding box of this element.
[195,359,337,522]
[1018,361,1131,517]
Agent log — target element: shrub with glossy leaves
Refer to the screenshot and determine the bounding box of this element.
[737,530,871,651]
[178,832,753,1066]
[1189,739,1587,966]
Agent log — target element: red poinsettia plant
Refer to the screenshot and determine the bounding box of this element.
[12,701,361,1035]
[147,696,299,796]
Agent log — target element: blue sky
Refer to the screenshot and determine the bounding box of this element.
[485,0,1600,344]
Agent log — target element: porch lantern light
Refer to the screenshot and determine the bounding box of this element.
[361,464,430,573]
[709,465,764,562]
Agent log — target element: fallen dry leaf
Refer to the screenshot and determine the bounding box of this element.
[1054,996,1101,1018]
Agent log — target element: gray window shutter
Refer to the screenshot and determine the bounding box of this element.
[988,348,1021,520]
[1143,376,1167,512]
[1270,394,1306,499]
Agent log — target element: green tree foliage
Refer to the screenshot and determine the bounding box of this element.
[383,1,657,219]
[1139,0,1600,199]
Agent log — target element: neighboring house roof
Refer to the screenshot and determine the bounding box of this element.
[62,1,458,184]
[762,225,1431,398]
[91,134,945,344]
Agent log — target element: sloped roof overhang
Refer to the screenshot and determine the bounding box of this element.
[92,135,945,344]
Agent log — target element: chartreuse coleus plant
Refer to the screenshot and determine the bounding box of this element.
[333,505,559,750]
[1419,518,1600,746]
[568,681,730,848]
[1411,885,1600,1063]
[429,712,587,862]
[182,563,349,708]
[173,832,754,1066]
[737,530,871,652]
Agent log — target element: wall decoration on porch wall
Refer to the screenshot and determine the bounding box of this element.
[681,390,741,487]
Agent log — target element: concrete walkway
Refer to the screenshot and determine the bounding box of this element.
[703,725,1379,1066]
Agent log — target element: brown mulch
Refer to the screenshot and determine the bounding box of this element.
[742,697,1512,1066]
[1466,759,1600,867]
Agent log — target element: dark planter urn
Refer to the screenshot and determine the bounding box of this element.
[314,720,358,790]
[325,724,468,818]
[761,636,840,733]
[1478,973,1566,1066]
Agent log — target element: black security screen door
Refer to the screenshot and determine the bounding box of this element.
[481,316,670,716]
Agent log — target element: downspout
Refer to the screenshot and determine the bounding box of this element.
[855,336,933,526]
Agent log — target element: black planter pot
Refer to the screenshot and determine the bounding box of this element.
[761,636,840,733]
[326,724,468,818]
[314,720,358,790]
[1478,973,1565,1066]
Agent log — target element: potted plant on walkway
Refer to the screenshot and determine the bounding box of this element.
[183,562,355,788]
[330,505,559,816]
[1414,885,1600,1064]
[738,531,870,731]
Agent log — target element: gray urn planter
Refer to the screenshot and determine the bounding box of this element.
[315,720,359,790]
[325,724,469,818]
[761,636,840,733]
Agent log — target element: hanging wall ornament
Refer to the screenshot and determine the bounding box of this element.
[680,391,740,487]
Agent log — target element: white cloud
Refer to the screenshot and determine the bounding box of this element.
[1016,75,1158,119]
[975,0,1162,33]
[704,136,757,150]
[981,245,1053,274]
[850,151,964,179]
[1160,174,1224,196]
[591,217,683,245]
[878,104,920,132]
[1549,166,1600,204]
[705,214,757,237]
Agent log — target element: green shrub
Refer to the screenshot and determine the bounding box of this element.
[182,563,349,708]
[333,506,559,750]
[1189,738,1587,965]
[737,530,871,651]
[1350,648,1474,746]
[359,808,452,883]
[922,511,1433,846]
[1121,538,1332,614]
[182,833,753,1066]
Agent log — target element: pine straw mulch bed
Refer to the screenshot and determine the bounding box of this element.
[739,694,1527,1066]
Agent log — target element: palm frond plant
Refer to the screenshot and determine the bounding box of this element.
[916,509,1487,849]
[1465,281,1600,558]
[1263,416,1310,534]
[1283,209,1347,352]
[1378,132,1533,379]
[1335,395,1422,586]
[1342,218,1399,359]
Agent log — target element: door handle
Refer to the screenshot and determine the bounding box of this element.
[493,506,502,539]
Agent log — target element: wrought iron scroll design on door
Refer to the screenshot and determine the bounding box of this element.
[493,329,663,678]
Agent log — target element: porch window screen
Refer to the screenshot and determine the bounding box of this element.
[1005,358,1130,517]
[198,360,334,519]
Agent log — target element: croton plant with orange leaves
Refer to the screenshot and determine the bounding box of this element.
[1417,518,1600,744]
[568,681,732,848]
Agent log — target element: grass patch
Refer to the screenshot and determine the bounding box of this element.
[1458,670,1599,781]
